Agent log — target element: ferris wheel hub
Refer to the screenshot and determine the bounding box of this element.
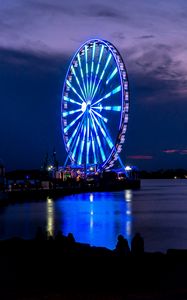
[81,101,87,112]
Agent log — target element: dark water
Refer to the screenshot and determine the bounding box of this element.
[1,179,187,252]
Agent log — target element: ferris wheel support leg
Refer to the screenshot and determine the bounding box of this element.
[63,155,71,168]
[118,155,128,176]
[118,155,124,168]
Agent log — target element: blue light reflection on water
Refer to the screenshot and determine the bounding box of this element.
[1,179,187,252]
[55,190,132,250]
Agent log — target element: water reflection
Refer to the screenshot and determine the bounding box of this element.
[89,193,94,241]
[46,197,54,237]
[56,191,132,249]
[2,180,187,251]
[125,190,132,244]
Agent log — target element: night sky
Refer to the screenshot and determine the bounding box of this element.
[0,0,187,171]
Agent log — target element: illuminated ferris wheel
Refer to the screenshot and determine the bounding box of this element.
[61,39,129,170]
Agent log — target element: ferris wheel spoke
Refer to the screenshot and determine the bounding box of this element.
[91,53,112,100]
[90,131,97,164]
[84,45,89,97]
[62,108,82,117]
[92,85,121,106]
[91,44,104,98]
[92,105,121,112]
[106,67,118,85]
[71,65,86,99]
[100,118,116,150]
[72,133,81,161]
[66,122,80,149]
[91,108,108,123]
[64,96,82,106]
[86,115,91,165]
[91,110,114,149]
[89,42,96,94]
[78,123,86,165]
[64,111,84,133]
[66,113,86,149]
[71,119,86,161]
[90,111,106,161]
[66,80,84,102]
[77,53,87,98]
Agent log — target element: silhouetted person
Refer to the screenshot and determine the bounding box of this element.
[67,232,75,244]
[66,233,76,253]
[115,234,130,255]
[55,230,65,242]
[131,232,144,256]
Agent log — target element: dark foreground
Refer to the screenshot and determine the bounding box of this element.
[0,238,187,300]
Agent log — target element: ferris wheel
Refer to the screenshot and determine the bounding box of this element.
[61,39,129,171]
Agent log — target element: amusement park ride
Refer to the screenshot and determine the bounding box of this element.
[61,38,138,183]
[0,39,139,198]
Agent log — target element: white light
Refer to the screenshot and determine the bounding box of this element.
[89,193,94,202]
[125,165,132,171]
[125,190,132,202]
[81,102,87,112]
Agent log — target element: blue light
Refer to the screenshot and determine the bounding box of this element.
[67,124,79,148]
[71,119,86,160]
[78,125,86,164]
[91,53,112,100]
[92,105,121,112]
[64,96,82,106]
[91,110,113,149]
[85,45,88,75]
[64,112,84,133]
[90,42,96,93]
[77,53,87,97]
[71,65,86,99]
[67,116,84,148]
[66,80,84,102]
[106,67,117,85]
[72,134,81,160]
[86,116,90,165]
[92,85,121,106]
[85,45,89,96]
[96,45,104,75]
[90,112,106,161]
[103,106,121,111]
[66,113,86,152]
[91,44,104,96]
[99,117,115,150]
[91,108,108,123]
[91,43,96,73]
[90,131,97,164]
[62,108,82,117]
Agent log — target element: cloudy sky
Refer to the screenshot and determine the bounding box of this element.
[0,0,187,171]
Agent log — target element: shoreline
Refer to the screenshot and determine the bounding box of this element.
[0,178,140,206]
